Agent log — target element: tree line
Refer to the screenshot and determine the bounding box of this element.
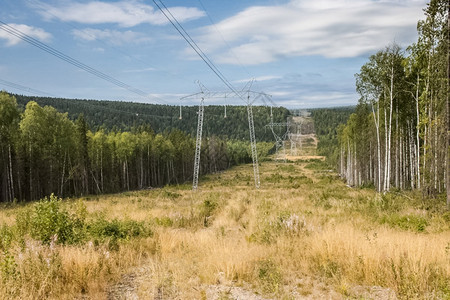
[337,0,448,204]
[11,94,290,142]
[0,92,274,202]
[310,107,355,165]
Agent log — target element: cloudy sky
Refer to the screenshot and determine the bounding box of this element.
[0,0,427,108]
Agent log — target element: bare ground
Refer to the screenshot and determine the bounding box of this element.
[107,264,397,300]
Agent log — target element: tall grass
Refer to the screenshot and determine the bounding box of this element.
[0,160,449,299]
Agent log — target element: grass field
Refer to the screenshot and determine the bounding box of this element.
[1,158,449,299]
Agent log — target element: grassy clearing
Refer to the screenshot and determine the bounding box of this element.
[0,160,449,299]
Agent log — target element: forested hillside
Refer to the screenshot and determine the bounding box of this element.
[338,0,448,202]
[0,92,274,202]
[11,94,290,141]
[310,106,355,165]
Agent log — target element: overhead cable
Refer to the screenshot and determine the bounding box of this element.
[197,0,252,78]
[0,21,168,105]
[153,0,245,101]
[0,78,56,97]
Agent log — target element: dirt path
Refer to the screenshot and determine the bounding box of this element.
[107,265,397,299]
[107,265,271,300]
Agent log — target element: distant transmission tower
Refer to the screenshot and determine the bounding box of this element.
[181,81,271,190]
[266,111,290,162]
[289,123,301,156]
[289,129,297,156]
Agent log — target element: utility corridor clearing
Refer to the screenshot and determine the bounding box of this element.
[1,151,449,299]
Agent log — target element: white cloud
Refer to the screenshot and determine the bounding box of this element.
[251,71,358,108]
[270,91,292,97]
[34,0,205,27]
[0,23,51,46]
[235,75,282,83]
[273,90,356,108]
[196,0,427,65]
[92,47,105,53]
[123,67,156,73]
[72,28,151,45]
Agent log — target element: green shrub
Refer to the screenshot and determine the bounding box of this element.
[13,194,153,250]
[304,160,328,171]
[161,190,181,200]
[88,217,152,242]
[442,212,450,223]
[154,216,174,227]
[0,224,14,251]
[0,250,18,282]
[16,194,85,245]
[200,195,219,227]
[265,173,284,183]
[379,193,405,212]
[289,175,313,188]
[381,214,428,232]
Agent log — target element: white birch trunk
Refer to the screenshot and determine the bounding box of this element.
[416,74,421,189]
[372,102,382,192]
[8,144,14,201]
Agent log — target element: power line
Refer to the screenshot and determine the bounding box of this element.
[25,0,191,86]
[194,0,277,105]
[0,21,168,105]
[153,0,244,100]
[0,78,56,97]
[4,87,175,121]
[196,0,252,78]
[0,78,175,121]
[153,1,266,189]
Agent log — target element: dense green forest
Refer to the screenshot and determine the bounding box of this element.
[337,0,448,202]
[0,92,275,202]
[310,106,355,165]
[11,94,290,142]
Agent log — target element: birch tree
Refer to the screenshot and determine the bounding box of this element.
[0,92,20,202]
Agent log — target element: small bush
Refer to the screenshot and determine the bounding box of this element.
[381,214,428,232]
[200,195,220,227]
[161,190,181,200]
[14,194,152,249]
[304,159,328,171]
[442,212,450,223]
[0,250,18,282]
[88,217,152,242]
[379,193,406,212]
[16,194,85,245]
[289,175,313,188]
[265,172,285,183]
[0,225,14,251]
[154,216,174,227]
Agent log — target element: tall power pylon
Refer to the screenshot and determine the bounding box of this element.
[192,97,205,191]
[181,81,271,190]
[266,111,290,162]
[288,120,302,156]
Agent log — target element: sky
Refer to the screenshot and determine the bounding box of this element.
[0,0,428,108]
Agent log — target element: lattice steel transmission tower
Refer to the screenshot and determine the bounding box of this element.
[192,97,205,191]
[289,122,302,156]
[181,81,271,190]
[266,111,291,162]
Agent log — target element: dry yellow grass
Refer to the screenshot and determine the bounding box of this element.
[1,159,449,299]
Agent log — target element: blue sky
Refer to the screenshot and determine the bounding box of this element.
[0,0,427,108]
